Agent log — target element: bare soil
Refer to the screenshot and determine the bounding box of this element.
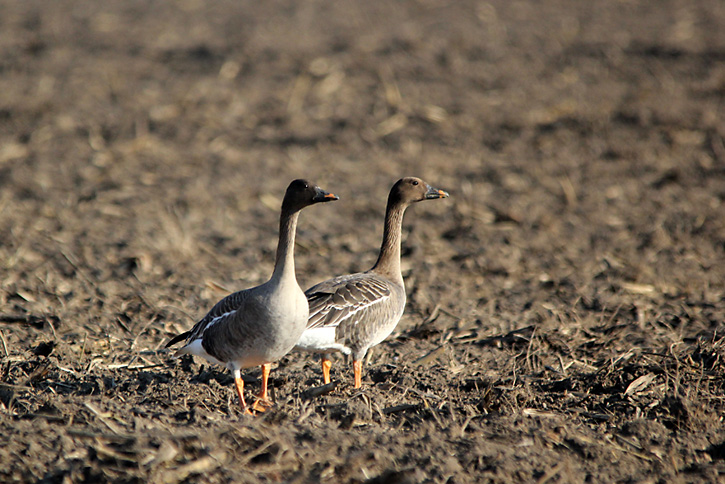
[1,1,724,482]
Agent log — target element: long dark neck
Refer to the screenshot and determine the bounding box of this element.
[371,199,406,282]
[271,208,300,283]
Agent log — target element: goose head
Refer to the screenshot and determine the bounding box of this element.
[282,179,339,213]
[389,177,449,206]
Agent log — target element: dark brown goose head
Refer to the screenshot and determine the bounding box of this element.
[388,176,449,207]
[282,179,339,213]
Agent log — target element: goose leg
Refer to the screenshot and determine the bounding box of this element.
[233,369,253,415]
[353,359,362,389]
[321,356,332,385]
[252,363,273,413]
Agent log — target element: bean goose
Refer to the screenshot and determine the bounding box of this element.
[294,177,448,388]
[166,179,338,413]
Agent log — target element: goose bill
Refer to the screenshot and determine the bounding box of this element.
[313,188,339,202]
[425,186,450,199]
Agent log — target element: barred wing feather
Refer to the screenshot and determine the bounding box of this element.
[185,289,251,343]
[305,274,392,330]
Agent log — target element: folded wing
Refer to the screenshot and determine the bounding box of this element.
[184,289,252,344]
[305,273,392,330]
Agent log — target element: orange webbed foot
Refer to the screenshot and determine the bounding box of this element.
[251,397,274,413]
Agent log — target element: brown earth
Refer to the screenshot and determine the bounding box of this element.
[1,1,724,482]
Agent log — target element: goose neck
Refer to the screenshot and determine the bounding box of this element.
[271,209,300,283]
[371,200,406,280]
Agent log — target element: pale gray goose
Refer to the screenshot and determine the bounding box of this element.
[294,177,449,388]
[166,179,338,413]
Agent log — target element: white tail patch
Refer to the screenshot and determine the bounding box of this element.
[295,327,351,355]
[177,339,225,367]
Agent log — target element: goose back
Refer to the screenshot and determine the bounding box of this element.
[304,271,406,360]
[178,278,308,367]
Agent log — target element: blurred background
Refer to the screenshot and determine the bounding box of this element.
[0,1,723,482]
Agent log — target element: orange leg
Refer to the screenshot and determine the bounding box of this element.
[259,363,270,401]
[233,369,253,415]
[321,356,332,385]
[252,363,273,413]
[353,359,362,389]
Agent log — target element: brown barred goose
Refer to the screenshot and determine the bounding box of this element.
[166,179,338,414]
[294,177,449,388]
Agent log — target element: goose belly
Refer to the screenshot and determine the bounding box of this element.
[367,305,405,349]
[260,290,310,357]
